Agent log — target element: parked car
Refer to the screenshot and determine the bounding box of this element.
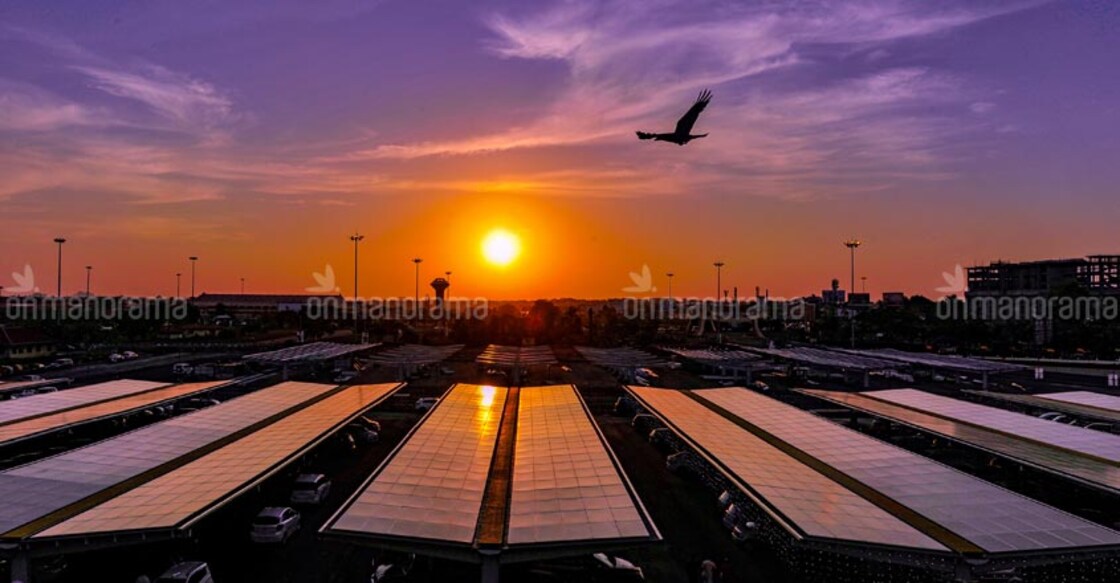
[333,371,359,383]
[155,561,214,583]
[290,473,332,505]
[414,397,439,412]
[172,362,194,375]
[249,507,300,543]
[122,351,140,359]
[109,353,125,363]
[52,358,75,367]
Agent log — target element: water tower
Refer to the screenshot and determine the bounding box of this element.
[430,277,450,306]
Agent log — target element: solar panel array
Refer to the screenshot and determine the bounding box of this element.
[245,342,378,364]
[36,383,400,538]
[476,345,557,366]
[800,389,1120,494]
[745,347,899,371]
[0,379,168,425]
[327,384,507,543]
[575,346,665,367]
[0,381,338,538]
[834,349,1023,374]
[963,390,1120,425]
[0,381,225,446]
[325,384,657,551]
[367,344,463,366]
[508,386,650,544]
[867,389,1120,462]
[1039,391,1120,414]
[0,378,69,395]
[695,388,1120,553]
[627,386,945,551]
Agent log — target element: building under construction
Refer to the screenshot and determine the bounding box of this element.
[966,255,1120,297]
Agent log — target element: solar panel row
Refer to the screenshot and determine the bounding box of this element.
[694,388,1120,553]
[324,384,656,551]
[0,379,169,426]
[328,384,508,543]
[800,389,1120,494]
[0,381,226,446]
[626,386,945,551]
[0,381,340,539]
[1039,391,1120,414]
[866,389,1120,464]
[508,386,649,544]
[35,383,401,538]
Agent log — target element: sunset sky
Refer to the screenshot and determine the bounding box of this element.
[1,0,1118,300]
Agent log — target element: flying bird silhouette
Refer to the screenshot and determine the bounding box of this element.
[636,90,712,145]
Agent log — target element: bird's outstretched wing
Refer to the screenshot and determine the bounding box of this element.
[674,89,712,135]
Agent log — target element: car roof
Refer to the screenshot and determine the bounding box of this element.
[295,473,325,483]
[161,561,206,577]
[258,506,294,517]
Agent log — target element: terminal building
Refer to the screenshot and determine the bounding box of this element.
[966,255,1120,297]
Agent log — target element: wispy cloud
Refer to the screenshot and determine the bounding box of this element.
[74,65,237,129]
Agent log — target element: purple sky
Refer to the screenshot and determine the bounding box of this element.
[1,0,1118,298]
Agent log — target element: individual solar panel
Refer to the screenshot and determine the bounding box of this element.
[866,389,1120,462]
[36,383,400,538]
[0,381,226,446]
[800,390,1120,494]
[507,386,650,544]
[627,386,945,551]
[746,347,898,371]
[0,381,338,538]
[326,384,507,543]
[695,388,1120,553]
[1039,391,1120,414]
[0,380,168,425]
[963,390,1120,424]
[244,342,377,364]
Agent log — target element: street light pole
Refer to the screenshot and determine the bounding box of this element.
[189,256,198,298]
[666,272,674,301]
[844,239,861,297]
[240,277,245,294]
[350,233,364,301]
[176,273,182,298]
[412,258,423,305]
[713,262,724,301]
[85,266,92,296]
[53,238,66,297]
[844,239,862,348]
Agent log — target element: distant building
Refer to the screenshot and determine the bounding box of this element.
[967,255,1120,297]
[821,279,846,305]
[0,326,56,362]
[847,292,871,306]
[881,292,907,307]
[192,293,344,319]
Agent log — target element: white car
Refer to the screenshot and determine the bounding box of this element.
[414,397,439,412]
[122,351,140,359]
[250,506,300,543]
[109,353,125,363]
[290,474,331,505]
[156,561,214,583]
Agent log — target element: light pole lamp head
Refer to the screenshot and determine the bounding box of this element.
[713,261,724,268]
[350,233,364,243]
[413,258,423,265]
[844,238,862,249]
[189,256,198,261]
[54,237,66,244]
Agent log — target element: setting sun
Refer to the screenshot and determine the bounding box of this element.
[481,229,521,267]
